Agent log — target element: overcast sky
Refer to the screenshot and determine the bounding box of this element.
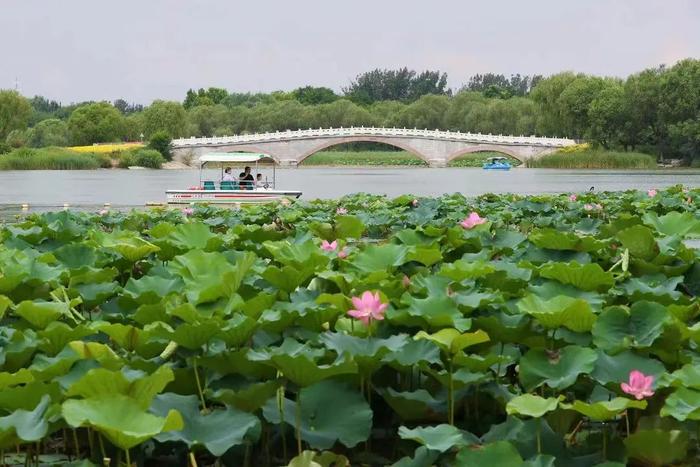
[2,0,699,104]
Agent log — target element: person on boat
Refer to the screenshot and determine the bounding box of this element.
[222,167,235,182]
[256,173,270,189]
[240,166,255,190]
[238,172,248,189]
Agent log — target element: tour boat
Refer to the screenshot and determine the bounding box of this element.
[482,157,512,170]
[166,153,302,205]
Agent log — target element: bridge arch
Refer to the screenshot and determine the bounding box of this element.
[296,136,430,165]
[447,144,526,163]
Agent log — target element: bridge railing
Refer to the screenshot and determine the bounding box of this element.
[172,127,577,148]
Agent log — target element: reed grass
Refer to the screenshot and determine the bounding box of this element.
[0,147,112,170]
[525,149,657,169]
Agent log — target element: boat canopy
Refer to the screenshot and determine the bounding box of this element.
[198,153,276,165]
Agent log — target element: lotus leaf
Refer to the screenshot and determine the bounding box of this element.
[506,395,562,418]
[642,211,700,237]
[14,301,71,329]
[66,366,174,409]
[519,346,597,391]
[91,230,159,263]
[592,301,668,353]
[517,294,596,332]
[560,398,646,421]
[624,429,688,465]
[660,387,700,420]
[380,388,445,420]
[0,395,53,449]
[616,225,657,260]
[454,440,524,466]
[539,262,614,292]
[151,393,260,456]
[414,329,490,355]
[263,380,371,449]
[62,394,183,450]
[398,424,478,452]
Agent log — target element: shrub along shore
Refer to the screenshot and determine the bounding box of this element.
[0,146,166,170]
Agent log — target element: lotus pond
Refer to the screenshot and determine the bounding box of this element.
[1,187,700,466]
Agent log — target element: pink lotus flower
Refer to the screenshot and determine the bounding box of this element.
[182,208,194,216]
[647,189,657,197]
[321,240,338,252]
[621,370,655,400]
[569,194,577,202]
[584,204,594,211]
[337,248,348,259]
[402,275,411,288]
[460,212,487,229]
[347,291,388,325]
[412,199,419,207]
[336,207,348,215]
[98,209,108,216]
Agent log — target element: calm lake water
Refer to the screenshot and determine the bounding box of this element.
[1,168,700,211]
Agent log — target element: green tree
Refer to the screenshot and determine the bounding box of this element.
[658,59,700,159]
[142,100,186,138]
[557,76,611,139]
[344,68,448,104]
[184,87,229,109]
[28,118,69,147]
[123,113,145,141]
[5,129,30,148]
[444,92,489,131]
[147,131,173,161]
[395,95,449,129]
[531,72,579,136]
[621,67,664,152]
[369,100,406,127]
[292,86,339,105]
[186,104,231,137]
[308,99,375,128]
[246,100,311,132]
[588,83,626,148]
[0,90,32,141]
[67,102,125,145]
[668,119,700,162]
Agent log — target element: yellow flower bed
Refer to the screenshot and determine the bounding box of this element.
[69,143,144,154]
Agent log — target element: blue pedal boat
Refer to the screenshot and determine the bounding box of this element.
[482,157,512,170]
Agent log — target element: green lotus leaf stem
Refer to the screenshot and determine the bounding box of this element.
[72,429,79,459]
[192,358,207,411]
[295,391,302,456]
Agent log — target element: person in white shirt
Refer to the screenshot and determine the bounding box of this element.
[256,173,270,189]
[222,167,235,182]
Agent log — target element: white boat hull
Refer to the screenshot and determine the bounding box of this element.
[166,189,302,205]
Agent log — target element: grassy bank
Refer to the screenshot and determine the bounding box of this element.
[0,147,112,170]
[525,149,657,169]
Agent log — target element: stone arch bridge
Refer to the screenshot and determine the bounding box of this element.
[171,127,577,167]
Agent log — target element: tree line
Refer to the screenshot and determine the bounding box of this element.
[1,60,699,161]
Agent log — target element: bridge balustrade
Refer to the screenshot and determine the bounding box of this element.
[172,127,576,148]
